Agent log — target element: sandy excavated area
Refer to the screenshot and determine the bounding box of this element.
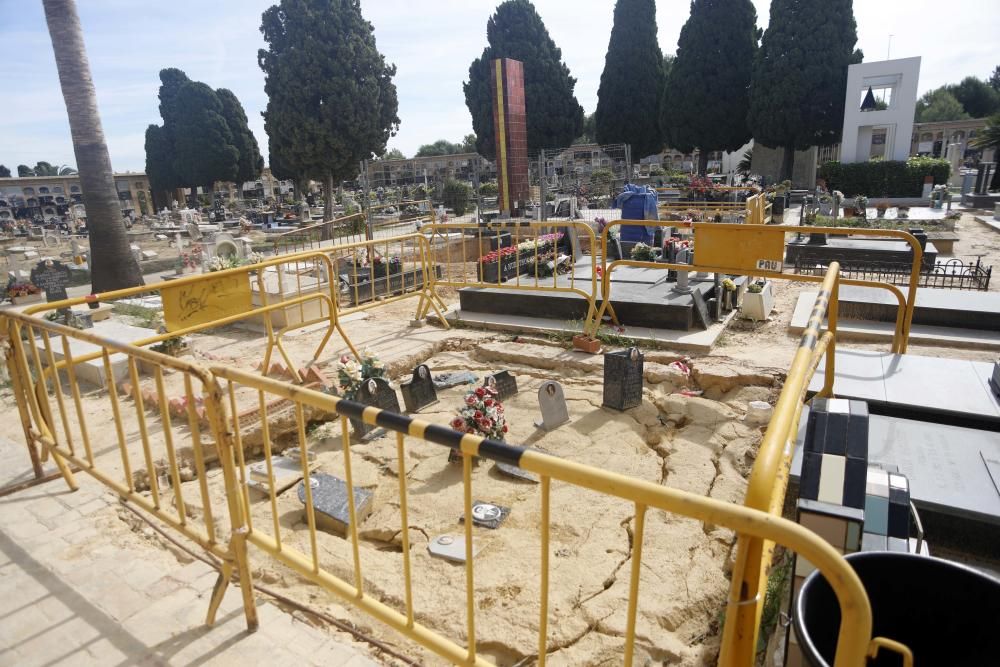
[209,343,779,666]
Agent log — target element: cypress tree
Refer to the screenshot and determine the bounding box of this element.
[660,0,758,174]
[747,0,860,180]
[594,0,665,158]
[259,0,400,221]
[463,0,584,158]
[217,88,264,184]
[170,80,239,191]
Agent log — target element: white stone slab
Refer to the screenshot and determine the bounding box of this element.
[43,321,156,388]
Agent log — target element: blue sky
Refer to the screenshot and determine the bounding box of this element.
[2,0,998,173]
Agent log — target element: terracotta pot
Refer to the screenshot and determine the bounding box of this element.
[572,334,601,354]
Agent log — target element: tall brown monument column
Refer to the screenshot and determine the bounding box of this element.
[491,58,529,217]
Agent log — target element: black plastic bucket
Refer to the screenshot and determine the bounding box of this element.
[794,551,1000,666]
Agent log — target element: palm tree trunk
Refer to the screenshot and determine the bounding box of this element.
[42,0,143,292]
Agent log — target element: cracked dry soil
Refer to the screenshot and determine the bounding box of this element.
[188,340,778,666]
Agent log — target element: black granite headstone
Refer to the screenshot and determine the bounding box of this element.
[297,473,373,533]
[30,259,71,303]
[400,364,438,413]
[603,347,644,411]
[991,361,1000,398]
[484,371,518,402]
[459,500,510,529]
[350,377,400,440]
[691,288,711,330]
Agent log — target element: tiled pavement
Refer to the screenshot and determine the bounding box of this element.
[0,437,380,666]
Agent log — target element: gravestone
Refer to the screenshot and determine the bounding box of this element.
[350,377,400,440]
[400,364,438,413]
[186,221,203,241]
[691,288,711,330]
[427,534,483,563]
[495,461,539,483]
[484,371,518,402]
[990,360,1000,398]
[297,473,373,534]
[534,380,569,430]
[603,347,644,411]
[459,500,510,529]
[30,259,71,303]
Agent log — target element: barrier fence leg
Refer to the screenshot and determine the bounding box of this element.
[6,342,44,480]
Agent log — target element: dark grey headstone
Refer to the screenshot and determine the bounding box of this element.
[495,461,539,483]
[991,361,1000,398]
[400,364,438,413]
[30,260,71,302]
[350,377,400,440]
[484,371,518,402]
[603,347,644,411]
[297,473,373,534]
[459,500,510,529]
[691,288,711,330]
[535,380,569,431]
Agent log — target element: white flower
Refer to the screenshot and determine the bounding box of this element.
[372,358,384,369]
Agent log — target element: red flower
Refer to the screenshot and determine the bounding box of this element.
[474,410,483,420]
[466,395,477,406]
[484,398,493,407]
[475,387,485,398]
[451,417,464,429]
[502,424,508,433]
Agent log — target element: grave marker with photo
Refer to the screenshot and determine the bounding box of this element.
[401,364,438,413]
[351,377,400,440]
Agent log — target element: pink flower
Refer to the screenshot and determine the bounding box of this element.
[466,395,477,406]
[340,355,350,364]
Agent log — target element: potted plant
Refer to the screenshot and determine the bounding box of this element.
[721,278,737,311]
[6,281,43,305]
[818,194,833,216]
[741,280,774,321]
[875,202,889,219]
[854,195,869,219]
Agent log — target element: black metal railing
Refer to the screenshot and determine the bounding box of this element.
[794,256,992,291]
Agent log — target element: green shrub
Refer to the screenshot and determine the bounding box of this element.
[589,168,615,195]
[479,181,498,197]
[442,179,472,216]
[818,157,950,197]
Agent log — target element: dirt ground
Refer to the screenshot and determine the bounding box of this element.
[1,209,997,665]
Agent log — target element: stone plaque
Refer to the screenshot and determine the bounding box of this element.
[484,371,518,402]
[428,534,483,563]
[401,364,438,413]
[30,259,71,303]
[459,500,510,530]
[691,288,711,330]
[248,456,311,495]
[603,347,644,411]
[534,380,569,431]
[434,371,478,389]
[297,473,374,534]
[350,377,400,440]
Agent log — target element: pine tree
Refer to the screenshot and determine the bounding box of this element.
[747,0,860,180]
[660,0,757,173]
[217,88,264,184]
[594,0,665,158]
[463,0,584,158]
[259,0,399,222]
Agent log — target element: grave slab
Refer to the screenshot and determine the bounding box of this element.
[793,411,1000,526]
[248,456,315,495]
[297,472,374,534]
[43,321,156,388]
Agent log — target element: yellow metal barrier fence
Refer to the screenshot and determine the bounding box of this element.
[270,199,436,254]
[421,221,601,335]
[209,362,875,666]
